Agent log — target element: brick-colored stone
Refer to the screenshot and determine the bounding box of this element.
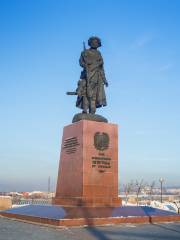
[52,120,121,207]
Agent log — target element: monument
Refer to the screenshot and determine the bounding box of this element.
[52,36,122,207]
[1,37,180,227]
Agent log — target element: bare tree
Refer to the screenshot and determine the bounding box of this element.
[145,181,156,204]
[135,179,145,206]
[173,201,180,214]
[123,181,134,205]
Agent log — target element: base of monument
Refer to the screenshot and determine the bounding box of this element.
[1,205,180,227]
[52,196,122,207]
[72,113,108,123]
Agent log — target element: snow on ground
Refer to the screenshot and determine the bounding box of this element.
[11,200,178,213]
[122,200,178,213]
[122,200,137,206]
[12,204,29,208]
[150,201,178,213]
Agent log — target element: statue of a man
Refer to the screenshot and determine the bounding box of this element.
[76,37,108,114]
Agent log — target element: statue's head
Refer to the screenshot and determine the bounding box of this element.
[88,36,101,49]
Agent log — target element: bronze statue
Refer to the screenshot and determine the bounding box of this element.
[67,37,108,122]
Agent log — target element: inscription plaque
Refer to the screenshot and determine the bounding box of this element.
[63,137,79,154]
[91,154,111,172]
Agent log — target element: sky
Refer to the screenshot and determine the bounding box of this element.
[0,0,180,192]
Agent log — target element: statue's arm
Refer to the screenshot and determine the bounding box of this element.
[99,53,108,86]
[102,66,108,87]
[98,51,104,66]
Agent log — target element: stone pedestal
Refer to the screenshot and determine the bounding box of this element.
[52,120,121,207]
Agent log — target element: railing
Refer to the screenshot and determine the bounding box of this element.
[12,198,52,205]
[120,194,180,201]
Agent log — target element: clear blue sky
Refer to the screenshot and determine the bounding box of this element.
[0,0,180,191]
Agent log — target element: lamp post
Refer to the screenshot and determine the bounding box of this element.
[159,178,164,203]
[48,176,50,193]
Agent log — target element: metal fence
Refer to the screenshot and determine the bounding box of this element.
[12,198,52,205]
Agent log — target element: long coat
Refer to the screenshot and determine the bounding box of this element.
[77,48,107,108]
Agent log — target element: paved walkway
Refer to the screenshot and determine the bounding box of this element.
[0,217,180,240]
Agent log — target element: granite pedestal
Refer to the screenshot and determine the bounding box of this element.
[52,120,121,207]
